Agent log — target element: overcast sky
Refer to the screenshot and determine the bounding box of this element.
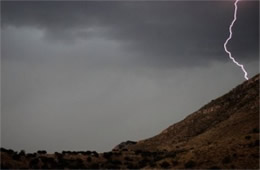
[1,0,259,153]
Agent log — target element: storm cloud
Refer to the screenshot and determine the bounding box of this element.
[2,1,259,67]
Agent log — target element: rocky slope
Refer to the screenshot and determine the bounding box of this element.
[127,74,259,168]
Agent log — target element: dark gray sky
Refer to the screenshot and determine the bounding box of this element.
[1,0,259,153]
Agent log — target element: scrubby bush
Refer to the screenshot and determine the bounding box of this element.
[172,160,178,166]
[12,153,21,161]
[245,135,251,140]
[37,150,47,154]
[103,152,113,159]
[185,160,196,168]
[30,158,40,168]
[92,151,99,157]
[39,156,48,164]
[87,157,92,162]
[85,151,92,155]
[124,156,133,161]
[160,161,170,168]
[90,163,99,169]
[18,150,26,156]
[252,128,259,133]
[222,156,231,164]
[141,151,152,157]
[139,158,149,167]
[1,148,14,154]
[111,159,122,165]
[166,151,176,158]
[106,164,120,169]
[209,166,221,169]
[55,152,62,159]
[114,152,122,156]
[149,161,156,167]
[126,163,135,169]
[134,150,142,155]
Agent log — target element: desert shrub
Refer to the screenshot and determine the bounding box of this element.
[12,153,21,161]
[92,151,99,157]
[149,161,156,167]
[37,150,47,154]
[71,151,78,155]
[185,160,196,168]
[18,150,26,156]
[134,150,142,155]
[6,149,14,154]
[126,163,135,169]
[166,151,176,158]
[39,156,48,164]
[87,157,92,162]
[75,159,85,169]
[30,158,39,168]
[62,151,72,155]
[0,164,9,169]
[106,163,120,169]
[245,135,251,140]
[141,151,152,157]
[55,152,62,159]
[248,142,255,148]
[139,158,149,168]
[58,158,84,169]
[46,157,57,168]
[160,161,170,168]
[92,151,98,154]
[154,155,164,162]
[42,164,49,169]
[85,151,92,155]
[209,166,221,169]
[0,148,8,152]
[222,156,231,164]
[58,158,69,168]
[90,163,99,169]
[26,153,34,158]
[124,156,133,161]
[111,159,122,165]
[1,148,15,155]
[172,160,178,166]
[252,128,259,133]
[114,152,122,156]
[251,153,259,158]
[103,152,113,159]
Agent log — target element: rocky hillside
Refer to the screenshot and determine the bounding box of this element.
[127,74,259,168]
[1,74,259,169]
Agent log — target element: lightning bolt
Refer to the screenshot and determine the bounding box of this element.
[224,0,249,80]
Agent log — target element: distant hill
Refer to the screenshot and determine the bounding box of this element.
[1,74,259,169]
